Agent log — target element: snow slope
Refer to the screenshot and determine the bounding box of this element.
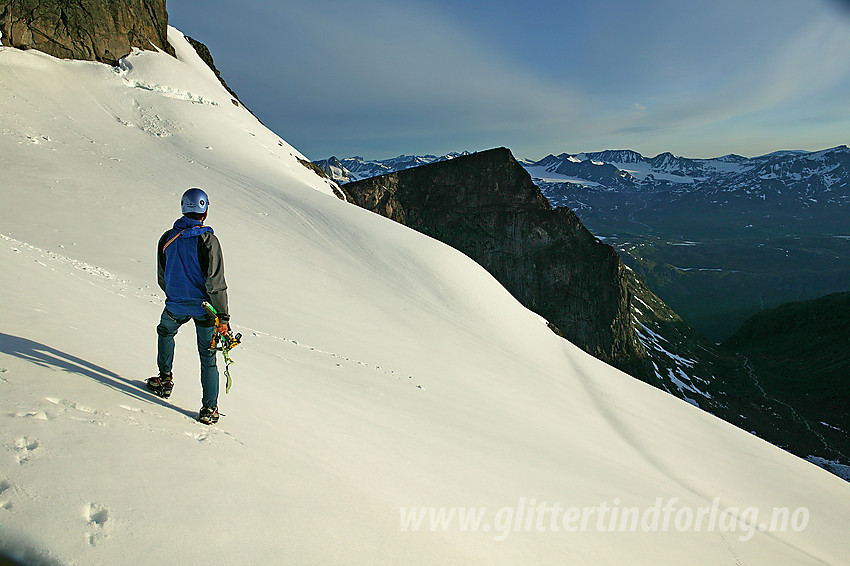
[1,28,849,565]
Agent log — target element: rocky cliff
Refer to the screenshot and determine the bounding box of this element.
[0,0,174,65]
[342,148,646,375]
[184,35,240,103]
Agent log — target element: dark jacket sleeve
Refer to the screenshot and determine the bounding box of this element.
[157,231,169,292]
[198,232,229,322]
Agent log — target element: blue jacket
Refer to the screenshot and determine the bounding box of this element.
[157,216,229,321]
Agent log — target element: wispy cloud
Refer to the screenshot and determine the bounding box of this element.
[559,3,850,157]
[190,0,593,156]
[170,0,850,159]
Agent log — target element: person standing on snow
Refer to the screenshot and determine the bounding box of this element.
[147,188,230,425]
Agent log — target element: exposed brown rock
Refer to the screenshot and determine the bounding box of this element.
[0,0,174,66]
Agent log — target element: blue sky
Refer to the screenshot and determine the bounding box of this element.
[169,0,850,160]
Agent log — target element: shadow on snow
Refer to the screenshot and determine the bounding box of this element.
[0,332,196,420]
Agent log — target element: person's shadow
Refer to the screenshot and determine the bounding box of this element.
[0,332,196,419]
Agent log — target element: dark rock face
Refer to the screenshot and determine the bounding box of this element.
[1,0,174,65]
[184,35,239,102]
[343,148,645,373]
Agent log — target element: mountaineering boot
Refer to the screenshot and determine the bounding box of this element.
[146,373,174,399]
[198,405,219,425]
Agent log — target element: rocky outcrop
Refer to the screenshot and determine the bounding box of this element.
[184,35,239,103]
[342,148,646,374]
[0,0,174,65]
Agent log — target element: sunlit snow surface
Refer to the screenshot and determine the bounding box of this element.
[1,28,849,565]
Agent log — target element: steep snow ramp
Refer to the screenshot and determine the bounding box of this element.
[1,28,849,566]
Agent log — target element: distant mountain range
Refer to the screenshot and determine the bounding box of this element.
[317,146,850,340]
[521,146,850,340]
[316,152,471,184]
[321,146,849,224]
[524,146,849,234]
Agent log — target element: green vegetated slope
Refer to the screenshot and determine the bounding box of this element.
[724,292,850,462]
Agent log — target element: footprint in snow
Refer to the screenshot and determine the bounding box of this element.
[13,437,40,464]
[0,479,13,511]
[84,502,110,546]
[185,431,210,443]
[46,397,110,424]
[12,410,49,420]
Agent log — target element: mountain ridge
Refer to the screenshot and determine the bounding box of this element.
[319,145,849,185]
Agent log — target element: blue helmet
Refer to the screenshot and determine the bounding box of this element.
[181,188,209,214]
